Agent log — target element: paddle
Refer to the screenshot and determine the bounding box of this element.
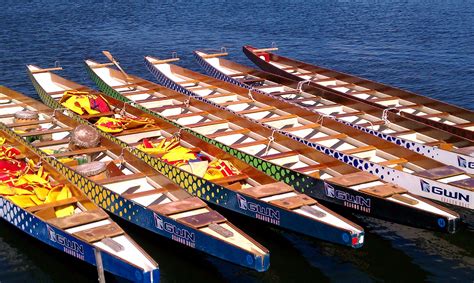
[102,51,133,83]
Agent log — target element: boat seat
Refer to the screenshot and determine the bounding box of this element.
[205,93,235,99]
[391,194,419,205]
[459,122,474,129]
[261,114,298,123]
[284,123,321,132]
[221,99,254,107]
[312,77,338,83]
[211,173,249,185]
[149,103,186,112]
[342,145,377,155]
[239,182,294,199]
[168,111,209,120]
[96,172,146,185]
[424,141,453,150]
[294,163,331,173]
[114,126,161,137]
[177,210,226,229]
[33,138,70,147]
[81,111,116,120]
[327,83,355,89]
[421,112,450,118]
[449,178,474,191]
[177,79,200,85]
[360,184,407,198]
[309,133,348,143]
[395,104,423,110]
[73,222,124,243]
[8,118,54,128]
[186,119,228,129]
[188,86,219,91]
[150,197,207,215]
[294,97,323,103]
[19,127,73,137]
[346,89,376,95]
[47,209,109,229]
[327,171,379,187]
[207,128,250,138]
[269,90,301,96]
[414,165,465,180]
[121,87,162,96]
[333,111,365,118]
[238,106,276,115]
[51,146,108,158]
[357,120,386,128]
[27,196,88,213]
[270,194,317,210]
[232,139,269,149]
[453,146,474,156]
[123,187,168,200]
[264,151,299,161]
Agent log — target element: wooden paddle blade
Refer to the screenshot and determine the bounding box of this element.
[102,50,115,62]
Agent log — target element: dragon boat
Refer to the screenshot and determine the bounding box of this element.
[242,45,474,141]
[82,54,461,232]
[194,50,474,175]
[1,85,270,270]
[26,63,367,249]
[0,89,160,282]
[143,55,474,211]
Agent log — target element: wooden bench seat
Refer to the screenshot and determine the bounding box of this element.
[73,222,124,243]
[149,103,185,112]
[221,99,254,107]
[360,184,407,198]
[333,111,365,118]
[34,138,70,147]
[123,188,168,200]
[177,210,226,228]
[27,196,88,213]
[449,178,474,191]
[47,209,109,229]
[378,158,408,166]
[414,165,465,180]
[342,145,377,155]
[239,182,294,199]
[309,133,348,143]
[149,197,207,215]
[421,112,450,118]
[207,128,250,138]
[283,123,320,132]
[96,172,146,185]
[232,139,269,149]
[19,127,72,137]
[327,171,379,187]
[7,119,54,128]
[211,173,249,185]
[270,194,317,210]
[188,86,219,91]
[264,151,299,161]
[52,146,107,158]
[327,83,355,89]
[229,73,248,77]
[269,90,301,96]
[261,114,297,123]
[168,111,209,120]
[238,106,276,115]
[294,163,330,173]
[187,119,228,129]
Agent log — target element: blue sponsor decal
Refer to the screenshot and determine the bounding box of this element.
[154,213,195,247]
[47,225,84,259]
[236,194,280,225]
[324,182,371,212]
[458,156,474,169]
[419,180,470,203]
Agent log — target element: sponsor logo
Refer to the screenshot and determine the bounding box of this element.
[324,182,371,213]
[236,194,280,225]
[153,214,195,248]
[458,156,474,169]
[47,225,84,259]
[419,180,470,203]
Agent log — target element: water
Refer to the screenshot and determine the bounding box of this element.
[1,0,473,282]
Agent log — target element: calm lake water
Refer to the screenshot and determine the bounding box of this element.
[1,0,473,282]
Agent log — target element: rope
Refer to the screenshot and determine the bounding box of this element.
[0,98,12,105]
[263,130,276,156]
[296,80,311,93]
[181,99,190,114]
[381,107,401,126]
[315,113,332,128]
[248,89,255,101]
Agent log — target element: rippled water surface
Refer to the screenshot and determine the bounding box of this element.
[1,0,473,282]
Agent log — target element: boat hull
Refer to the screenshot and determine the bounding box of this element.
[242,46,474,141]
[85,64,364,248]
[22,79,270,271]
[87,62,458,233]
